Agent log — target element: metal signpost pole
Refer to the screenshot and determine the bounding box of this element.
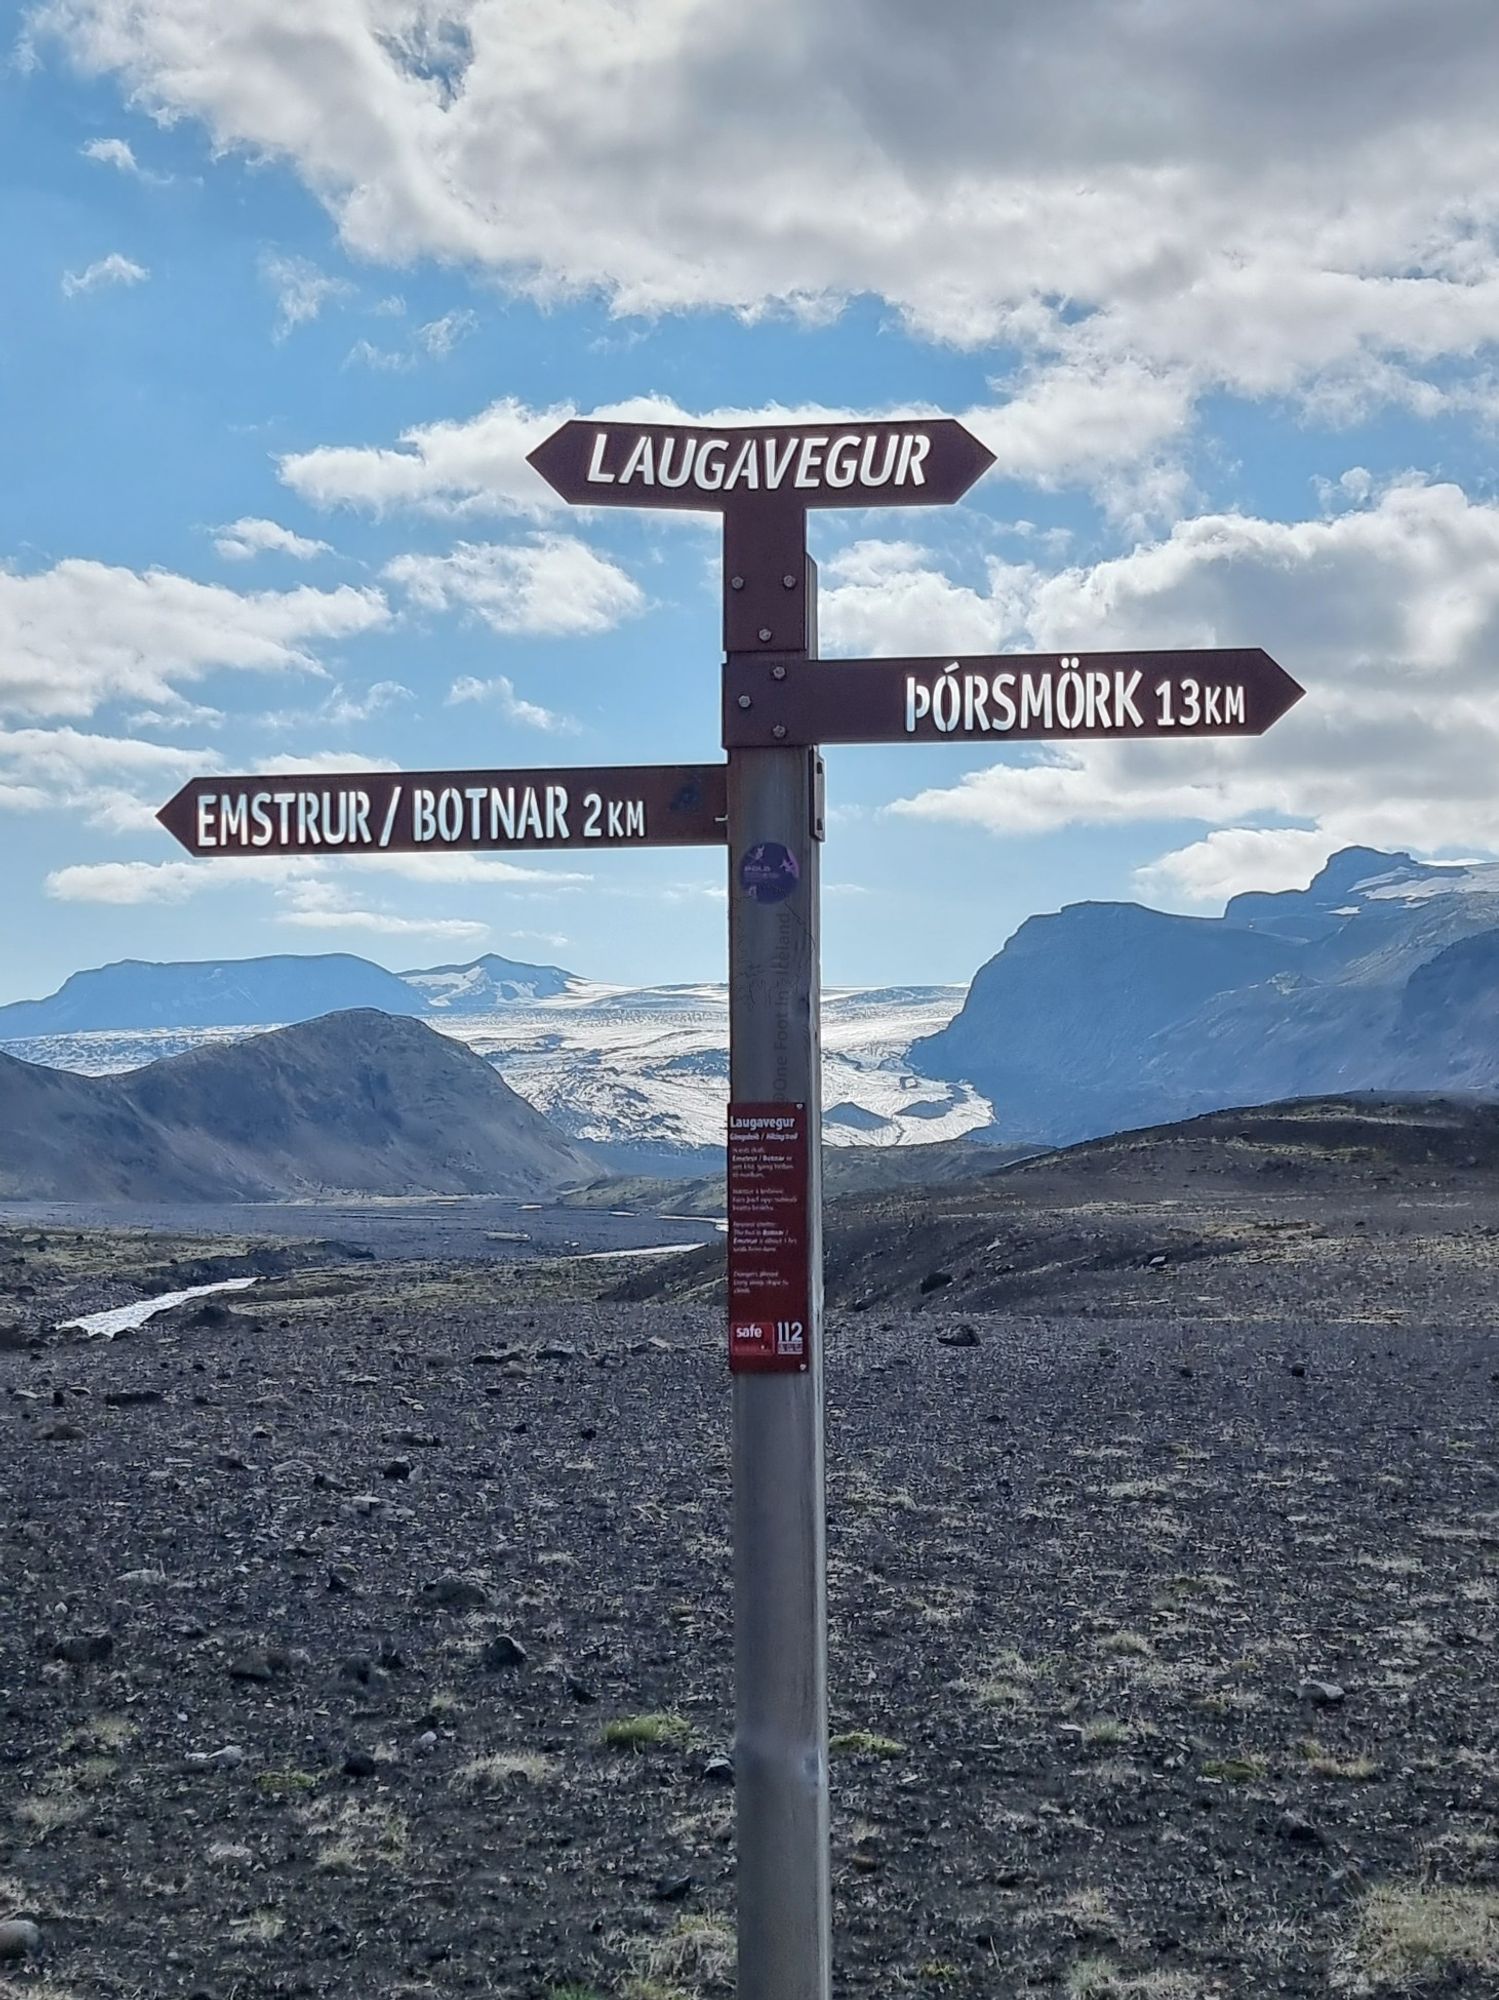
[724,514,831,2000]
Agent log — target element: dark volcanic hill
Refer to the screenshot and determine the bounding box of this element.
[620,1092,1499,1315]
[0,1009,594,1200]
[914,847,1499,1143]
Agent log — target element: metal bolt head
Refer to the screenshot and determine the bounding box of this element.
[737,694,753,710]
[772,723,788,740]
[771,664,786,681]
[782,573,798,588]
[730,575,745,590]
[757,627,773,642]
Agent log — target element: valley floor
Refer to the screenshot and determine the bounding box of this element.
[1,1234,1496,1998]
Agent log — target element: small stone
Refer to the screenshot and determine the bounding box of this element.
[326,1566,358,1594]
[54,1630,113,1665]
[227,1647,275,1683]
[1276,1810,1325,1846]
[702,1752,734,1785]
[40,1422,85,1442]
[343,1749,379,1779]
[1298,1679,1346,1707]
[564,1674,597,1704]
[415,1730,438,1754]
[1148,1253,1169,1270]
[421,1574,490,1612]
[216,1452,251,1472]
[104,1387,163,1407]
[382,1458,413,1481]
[535,1343,577,1362]
[116,1567,166,1586]
[350,1494,386,1517]
[937,1325,980,1348]
[919,1270,953,1295]
[480,1632,527,1670]
[651,1873,696,1902]
[0,1919,41,1962]
[1289,1363,1306,1378]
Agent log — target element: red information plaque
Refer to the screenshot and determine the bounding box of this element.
[727,1102,811,1373]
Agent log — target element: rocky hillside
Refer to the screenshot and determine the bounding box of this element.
[914,847,1499,1143]
[0,1010,595,1201]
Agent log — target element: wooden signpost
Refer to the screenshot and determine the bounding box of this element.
[160,411,1306,2000]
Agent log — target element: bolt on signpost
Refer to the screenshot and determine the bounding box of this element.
[162,410,1306,2000]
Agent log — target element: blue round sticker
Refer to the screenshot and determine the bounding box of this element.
[739,841,801,904]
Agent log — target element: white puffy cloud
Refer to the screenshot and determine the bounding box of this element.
[80,134,168,181]
[1133,828,1343,907]
[259,251,351,338]
[276,908,488,940]
[45,856,293,903]
[276,383,1186,530]
[46,847,589,904]
[445,674,575,733]
[61,251,147,296]
[33,0,1499,483]
[385,535,643,635]
[0,557,390,719]
[819,541,1032,657]
[273,875,488,941]
[0,725,217,828]
[884,477,1499,856]
[342,309,478,373]
[213,517,332,562]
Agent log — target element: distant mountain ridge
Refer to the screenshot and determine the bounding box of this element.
[400,953,572,1009]
[0,1010,594,1201]
[0,949,578,1036]
[914,847,1499,1144]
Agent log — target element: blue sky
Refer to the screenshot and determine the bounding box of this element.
[4,2,1499,1003]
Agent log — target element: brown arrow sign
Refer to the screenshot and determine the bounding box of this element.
[528,417,995,511]
[157,764,728,857]
[723,649,1305,748]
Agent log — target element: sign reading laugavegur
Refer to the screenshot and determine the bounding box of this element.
[527,417,995,511]
[156,764,729,857]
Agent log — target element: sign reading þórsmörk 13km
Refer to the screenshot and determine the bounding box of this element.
[155,764,728,858]
[527,417,995,510]
[722,648,1304,748]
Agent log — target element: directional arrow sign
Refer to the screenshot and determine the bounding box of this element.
[157,764,728,857]
[723,648,1305,748]
[528,417,995,511]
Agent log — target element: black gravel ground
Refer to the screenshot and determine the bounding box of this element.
[2,1243,1497,1999]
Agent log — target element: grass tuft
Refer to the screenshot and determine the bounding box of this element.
[600,1712,694,1752]
[829,1731,906,1758]
[1348,1882,1499,1986]
[456,1751,555,1789]
[1297,1737,1378,1780]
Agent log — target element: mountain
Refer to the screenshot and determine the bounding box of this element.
[0,954,428,1035]
[400,953,573,1009]
[0,1010,594,1201]
[914,848,1499,1144]
[0,980,987,1168]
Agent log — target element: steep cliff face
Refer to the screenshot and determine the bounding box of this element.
[914,849,1499,1144]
